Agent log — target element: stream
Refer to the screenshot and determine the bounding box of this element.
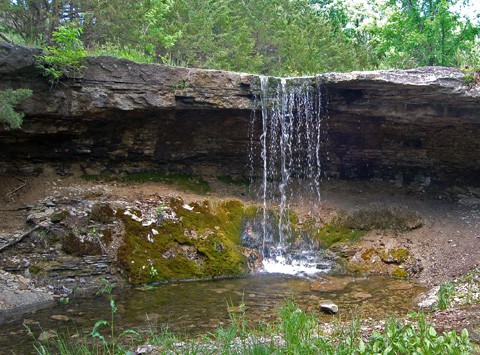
[0,274,426,354]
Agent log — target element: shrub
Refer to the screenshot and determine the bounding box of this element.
[0,88,32,130]
[36,24,86,85]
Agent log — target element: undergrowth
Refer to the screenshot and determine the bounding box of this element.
[34,299,475,354]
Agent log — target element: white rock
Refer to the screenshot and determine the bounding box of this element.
[320,302,339,314]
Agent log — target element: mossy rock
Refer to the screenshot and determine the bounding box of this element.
[50,210,69,223]
[345,246,412,277]
[62,231,103,256]
[391,267,409,278]
[90,203,115,223]
[380,248,409,264]
[302,218,366,248]
[338,204,423,231]
[116,199,258,284]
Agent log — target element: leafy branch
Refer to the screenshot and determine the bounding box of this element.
[0,88,32,130]
[36,24,86,85]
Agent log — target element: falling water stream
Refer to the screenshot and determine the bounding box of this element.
[255,76,328,275]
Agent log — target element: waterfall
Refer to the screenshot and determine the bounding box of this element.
[251,76,331,275]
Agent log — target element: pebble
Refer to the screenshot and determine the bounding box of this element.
[38,330,57,341]
[50,314,70,321]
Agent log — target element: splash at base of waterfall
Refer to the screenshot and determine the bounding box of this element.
[261,248,334,276]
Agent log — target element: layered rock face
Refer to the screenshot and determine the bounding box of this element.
[1,43,479,185]
[320,69,480,184]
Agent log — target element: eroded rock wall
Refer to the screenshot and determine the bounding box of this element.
[319,68,480,184]
[1,43,480,185]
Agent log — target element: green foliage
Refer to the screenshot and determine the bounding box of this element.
[278,300,319,353]
[81,0,178,57]
[32,297,475,354]
[437,280,456,310]
[148,301,473,354]
[370,0,479,68]
[3,0,480,74]
[36,24,86,85]
[161,0,375,75]
[0,89,32,130]
[87,42,156,63]
[366,313,472,354]
[462,65,480,86]
[91,284,141,354]
[33,287,140,355]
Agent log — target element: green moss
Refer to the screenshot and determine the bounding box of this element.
[380,248,410,264]
[391,267,409,278]
[116,199,256,284]
[311,223,366,248]
[29,264,42,275]
[50,210,68,223]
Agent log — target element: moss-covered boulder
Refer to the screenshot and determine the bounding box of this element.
[116,198,259,284]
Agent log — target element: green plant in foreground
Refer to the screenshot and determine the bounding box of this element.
[437,280,455,310]
[33,298,475,354]
[90,283,140,354]
[0,88,32,130]
[36,24,86,85]
[366,313,472,355]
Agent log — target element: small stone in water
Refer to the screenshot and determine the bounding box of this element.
[50,314,70,321]
[320,302,339,314]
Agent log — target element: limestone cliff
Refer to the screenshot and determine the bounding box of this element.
[1,43,479,185]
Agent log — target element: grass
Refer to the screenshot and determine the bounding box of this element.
[436,268,480,309]
[81,172,211,194]
[437,280,455,310]
[34,298,475,355]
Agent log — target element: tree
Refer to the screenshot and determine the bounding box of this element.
[371,0,479,68]
[0,89,32,130]
[0,0,176,52]
[161,0,375,75]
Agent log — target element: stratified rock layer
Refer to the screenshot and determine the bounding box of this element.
[1,43,479,185]
[318,68,480,184]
